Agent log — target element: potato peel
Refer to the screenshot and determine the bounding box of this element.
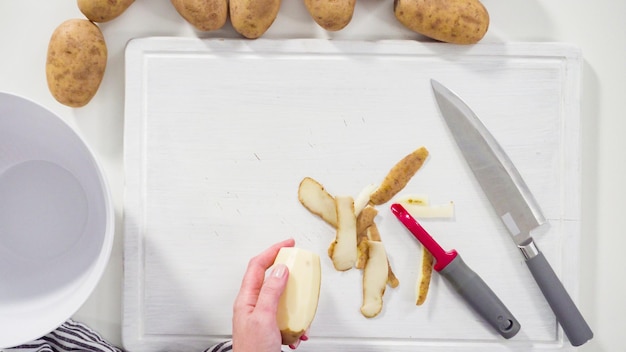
[330,195,357,271]
[386,261,400,289]
[366,225,399,288]
[297,145,436,317]
[356,205,378,235]
[354,183,378,215]
[360,240,389,318]
[355,236,369,270]
[369,146,429,205]
[400,200,455,218]
[298,177,337,227]
[416,247,434,306]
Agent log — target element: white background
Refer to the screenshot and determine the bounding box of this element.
[0,1,624,351]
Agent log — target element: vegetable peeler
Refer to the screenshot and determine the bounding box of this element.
[391,203,520,339]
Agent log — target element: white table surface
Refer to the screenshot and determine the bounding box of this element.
[0,1,624,351]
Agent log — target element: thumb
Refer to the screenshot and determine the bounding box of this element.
[255,264,289,315]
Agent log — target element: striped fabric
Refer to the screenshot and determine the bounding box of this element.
[203,340,233,352]
[6,319,234,352]
[6,320,123,352]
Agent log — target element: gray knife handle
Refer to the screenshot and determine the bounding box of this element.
[439,255,520,339]
[523,243,593,346]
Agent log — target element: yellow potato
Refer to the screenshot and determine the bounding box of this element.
[229,0,281,39]
[171,0,228,31]
[304,0,356,31]
[77,0,134,23]
[46,19,107,108]
[274,248,321,345]
[394,0,490,44]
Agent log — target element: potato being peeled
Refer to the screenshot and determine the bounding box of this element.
[230,0,281,39]
[274,247,321,345]
[394,0,489,44]
[171,0,228,31]
[77,0,134,22]
[46,19,107,108]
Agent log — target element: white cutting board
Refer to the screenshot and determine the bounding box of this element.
[123,38,582,352]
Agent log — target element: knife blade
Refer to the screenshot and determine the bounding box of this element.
[431,79,593,346]
[391,203,520,339]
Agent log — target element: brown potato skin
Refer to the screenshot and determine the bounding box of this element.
[304,0,356,31]
[171,0,228,31]
[46,19,107,108]
[229,0,281,39]
[369,146,429,205]
[394,0,489,44]
[416,248,434,305]
[77,0,134,23]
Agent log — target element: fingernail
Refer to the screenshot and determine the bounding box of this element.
[272,264,287,278]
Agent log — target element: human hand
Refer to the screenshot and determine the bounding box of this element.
[232,238,308,351]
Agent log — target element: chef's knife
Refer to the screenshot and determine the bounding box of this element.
[391,203,520,339]
[431,79,593,346]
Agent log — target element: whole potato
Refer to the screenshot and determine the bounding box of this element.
[304,0,356,31]
[77,0,134,23]
[229,0,281,39]
[305,0,356,31]
[171,0,228,31]
[394,0,489,44]
[46,19,107,108]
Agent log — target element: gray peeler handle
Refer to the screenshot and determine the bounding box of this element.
[439,255,521,339]
[525,249,593,346]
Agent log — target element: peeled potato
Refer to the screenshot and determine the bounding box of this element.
[77,0,134,22]
[274,247,322,345]
[394,0,490,44]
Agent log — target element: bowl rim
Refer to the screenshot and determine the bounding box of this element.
[0,91,115,348]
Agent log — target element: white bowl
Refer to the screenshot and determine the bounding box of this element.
[0,92,114,348]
